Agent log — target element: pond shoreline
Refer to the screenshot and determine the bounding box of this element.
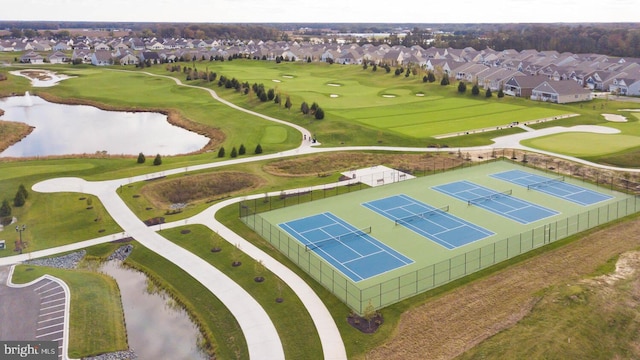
[0,92,223,160]
[1,68,225,160]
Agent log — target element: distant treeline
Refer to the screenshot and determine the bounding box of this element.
[2,21,640,57]
[0,21,283,41]
[430,24,640,58]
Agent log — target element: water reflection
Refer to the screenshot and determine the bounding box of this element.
[100,261,207,360]
[0,95,209,157]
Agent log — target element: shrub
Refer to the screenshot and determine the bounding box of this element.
[230,147,237,158]
[137,152,146,164]
[14,191,25,207]
[18,184,28,200]
[217,146,225,158]
[153,154,162,166]
[254,144,263,154]
[238,144,246,155]
[0,199,11,217]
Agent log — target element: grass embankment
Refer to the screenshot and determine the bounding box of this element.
[159,225,322,360]
[11,263,128,358]
[123,240,248,359]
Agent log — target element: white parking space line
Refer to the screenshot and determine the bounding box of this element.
[42,303,64,311]
[42,298,64,305]
[42,291,65,299]
[33,281,54,291]
[39,309,65,317]
[38,316,64,323]
[39,286,62,294]
[36,329,63,338]
[39,323,63,330]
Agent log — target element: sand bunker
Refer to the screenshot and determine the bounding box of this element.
[382,94,396,98]
[10,69,73,87]
[327,83,341,87]
[602,113,628,122]
[416,93,425,97]
[272,79,281,83]
[282,75,294,78]
[330,94,339,98]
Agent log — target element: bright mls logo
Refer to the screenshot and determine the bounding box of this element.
[1,341,57,359]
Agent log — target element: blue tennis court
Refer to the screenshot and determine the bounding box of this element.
[279,212,413,282]
[363,194,494,249]
[433,180,559,224]
[490,170,614,206]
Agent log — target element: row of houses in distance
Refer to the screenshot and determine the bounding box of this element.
[3,35,640,103]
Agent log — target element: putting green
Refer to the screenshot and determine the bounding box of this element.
[261,126,289,144]
[523,133,640,156]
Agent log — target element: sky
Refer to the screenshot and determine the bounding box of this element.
[2,0,639,24]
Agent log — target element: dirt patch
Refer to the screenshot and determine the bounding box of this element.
[140,171,265,209]
[263,152,463,177]
[366,217,640,360]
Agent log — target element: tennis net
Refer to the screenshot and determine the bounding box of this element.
[527,176,565,190]
[394,205,450,226]
[467,189,512,206]
[304,226,372,252]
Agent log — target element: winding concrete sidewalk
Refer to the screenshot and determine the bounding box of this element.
[32,177,286,360]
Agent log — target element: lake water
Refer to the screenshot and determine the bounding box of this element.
[0,94,210,157]
[100,260,207,360]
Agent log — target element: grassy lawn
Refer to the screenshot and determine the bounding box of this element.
[522,132,640,156]
[155,60,572,145]
[159,225,323,360]
[123,240,248,359]
[11,263,128,358]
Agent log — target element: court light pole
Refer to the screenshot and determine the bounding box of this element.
[16,224,26,254]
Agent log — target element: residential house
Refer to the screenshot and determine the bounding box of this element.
[48,51,69,64]
[610,72,640,96]
[504,75,548,97]
[91,50,113,66]
[477,68,524,91]
[94,43,110,51]
[0,40,16,52]
[140,51,161,63]
[19,51,44,64]
[531,80,591,104]
[53,42,70,51]
[71,49,91,63]
[118,53,139,65]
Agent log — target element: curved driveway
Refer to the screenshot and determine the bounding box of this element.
[6,72,640,360]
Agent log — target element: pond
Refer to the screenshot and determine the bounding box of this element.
[0,93,210,157]
[100,260,207,360]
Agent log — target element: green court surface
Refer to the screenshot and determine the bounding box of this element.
[241,160,639,313]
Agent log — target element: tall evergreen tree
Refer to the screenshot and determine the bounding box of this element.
[0,199,11,217]
[153,154,162,166]
[217,147,225,158]
[18,184,28,200]
[13,190,25,207]
[254,144,263,154]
